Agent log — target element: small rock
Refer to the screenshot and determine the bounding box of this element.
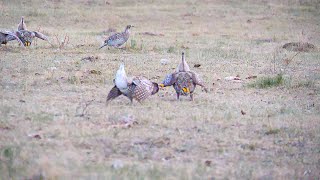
[181,45,189,49]
[89,70,102,75]
[160,59,170,65]
[33,134,41,139]
[224,76,242,82]
[192,33,199,36]
[205,160,212,167]
[49,67,57,71]
[303,169,311,176]
[194,64,201,68]
[28,133,42,139]
[0,125,11,130]
[29,172,45,180]
[81,56,99,62]
[112,160,124,169]
[241,110,246,115]
[245,75,257,79]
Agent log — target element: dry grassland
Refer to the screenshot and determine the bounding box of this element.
[0,0,320,179]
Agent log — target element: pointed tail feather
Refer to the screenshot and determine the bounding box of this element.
[191,72,208,92]
[176,52,190,72]
[106,86,122,102]
[99,43,108,49]
[181,52,190,72]
[151,82,159,95]
[18,16,27,31]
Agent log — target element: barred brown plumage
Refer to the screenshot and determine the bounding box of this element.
[1,17,50,47]
[100,25,134,49]
[16,30,49,47]
[107,64,159,103]
[0,30,25,47]
[160,52,208,101]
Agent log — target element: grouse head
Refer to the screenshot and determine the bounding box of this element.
[125,25,134,31]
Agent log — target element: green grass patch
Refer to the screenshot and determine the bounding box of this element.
[68,75,79,84]
[265,128,280,135]
[0,146,23,179]
[130,39,137,49]
[167,46,176,53]
[25,112,54,123]
[248,74,284,88]
[127,39,144,52]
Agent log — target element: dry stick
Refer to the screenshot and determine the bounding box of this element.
[54,34,60,48]
[285,51,300,65]
[76,99,95,117]
[62,34,69,49]
[283,51,301,73]
[54,34,69,49]
[273,50,276,74]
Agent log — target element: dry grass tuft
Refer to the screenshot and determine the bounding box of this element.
[248,74,285,88]
[53,33,70,49]
[283,42,316,52]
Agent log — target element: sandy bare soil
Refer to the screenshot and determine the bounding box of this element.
[0,0,319,179]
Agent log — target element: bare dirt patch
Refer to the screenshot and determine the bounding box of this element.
[283,42,316,52]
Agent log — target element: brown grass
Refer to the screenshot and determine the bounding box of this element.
[0,0,320,179]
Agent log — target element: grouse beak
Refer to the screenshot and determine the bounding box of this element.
[99,43,107,49]
[182,87,190,93]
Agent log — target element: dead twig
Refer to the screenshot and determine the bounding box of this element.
[53,33,69,49]
[75,99,95,117]
[283,51,300,65]
[282,51,301,73]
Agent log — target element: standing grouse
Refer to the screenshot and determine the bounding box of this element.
[100,25,134,49]
[160,52,208,101]
[107,64,159,103]
[1,17,50,47]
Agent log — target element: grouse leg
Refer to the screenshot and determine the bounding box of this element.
[190,93,194,101]
[176,93,180,101]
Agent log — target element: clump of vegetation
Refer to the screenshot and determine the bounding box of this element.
[128,39,144,52]
[1,146,21,178]
[152,45,162,52]
[248,74,284,88]
[167,46,175,53]
[265,128,280,135]
[68,75,79,84]
[130,39,137,49]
